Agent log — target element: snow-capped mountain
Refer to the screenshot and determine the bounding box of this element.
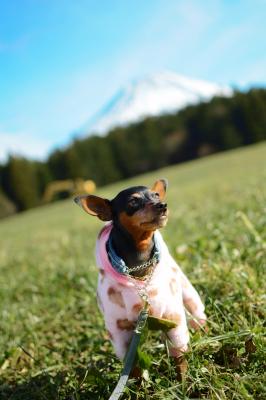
[83,71,232,135]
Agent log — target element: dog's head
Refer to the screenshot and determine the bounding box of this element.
[74,179,168,232]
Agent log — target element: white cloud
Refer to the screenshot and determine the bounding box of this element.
[0,131,54,162]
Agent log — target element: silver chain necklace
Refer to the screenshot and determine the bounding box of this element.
[125,261,157,305]
[125,254,158,273]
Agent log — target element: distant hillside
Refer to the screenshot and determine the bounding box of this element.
[82,71,231,135]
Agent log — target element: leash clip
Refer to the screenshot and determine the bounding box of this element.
[134,308,149,334]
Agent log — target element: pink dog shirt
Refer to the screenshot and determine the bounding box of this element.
[95,222,206,359]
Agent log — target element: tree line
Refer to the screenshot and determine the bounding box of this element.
[0,88,265,218]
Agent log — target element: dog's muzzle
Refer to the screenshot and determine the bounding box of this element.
[155,202,167,213]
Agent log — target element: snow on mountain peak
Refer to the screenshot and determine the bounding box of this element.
[83,71,232,135]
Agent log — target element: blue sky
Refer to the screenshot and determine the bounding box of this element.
[0,0,266,161]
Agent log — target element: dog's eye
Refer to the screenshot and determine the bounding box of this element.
[128,197,139,207]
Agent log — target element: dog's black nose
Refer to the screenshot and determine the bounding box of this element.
[156,202,167,211]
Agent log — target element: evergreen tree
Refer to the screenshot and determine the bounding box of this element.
[2,156,40,210]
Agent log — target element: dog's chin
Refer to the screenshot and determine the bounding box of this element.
[157,215,168,228]
[140,214,168,230]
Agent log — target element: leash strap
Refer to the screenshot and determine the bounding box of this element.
[109,307,149,400]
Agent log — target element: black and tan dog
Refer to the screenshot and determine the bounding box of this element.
[75,179,206,377]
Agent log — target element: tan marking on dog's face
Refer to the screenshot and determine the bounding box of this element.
[131,192,142,198]
[119,209,144,230]
[107,287,125,308]
[172,267,178,274]
[148,288,158,297]
[125,202,169,231]
[119,201,168,240]
[117,319,135,331]
[162,312,181,324]
[132,303,143,314]
[119,211,155,251]
[185,298,198,314]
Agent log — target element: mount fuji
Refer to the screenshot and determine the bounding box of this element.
[82,71,232,136]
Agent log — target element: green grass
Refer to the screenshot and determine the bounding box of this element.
[0,143,265,399]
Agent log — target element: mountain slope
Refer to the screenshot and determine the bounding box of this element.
[83,71,231,135]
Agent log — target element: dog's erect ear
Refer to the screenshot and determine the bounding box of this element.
[74,195,112,221]
[152,179,168,200]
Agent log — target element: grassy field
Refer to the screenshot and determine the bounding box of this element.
[0,143,265,400]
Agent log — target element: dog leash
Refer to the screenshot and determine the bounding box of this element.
[109,303,149,400]
[108,260,155,400]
